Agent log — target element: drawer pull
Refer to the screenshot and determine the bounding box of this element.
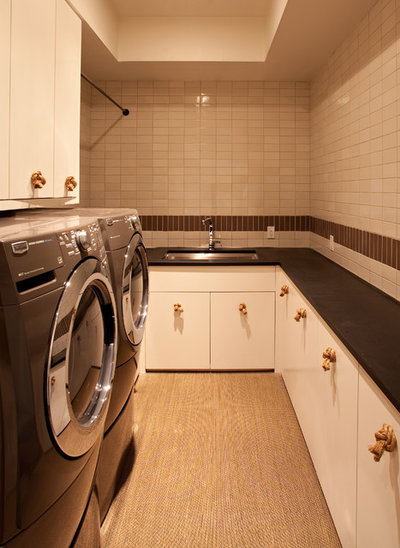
[293,308,306,322]
[173,303,184,313]
[65,176,78,191]
[238,303,248,315]
[322,347,336,371]
[368,424,397,462]
[31,170,46,189]
[280,284,289,297]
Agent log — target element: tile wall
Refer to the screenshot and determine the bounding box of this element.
[79,0,400,302]
[79,78,91,206]
[80,81,310,248]
[310,0,400,300]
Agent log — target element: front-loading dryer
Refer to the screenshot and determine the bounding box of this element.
[94,209,148,423]
[74,208,149,521]
[0,216,118,547]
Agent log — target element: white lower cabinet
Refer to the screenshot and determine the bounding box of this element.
[145,266,276,371]
[211,292,274,370]
[146,264,400,546]
[277,268,357,548]
[302,310,358,548]
[146,292,210,370]
[357,368,400,548]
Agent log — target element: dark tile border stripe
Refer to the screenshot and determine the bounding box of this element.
[141,215,310,233]
[311,217,399,271]
[141,214,400,272]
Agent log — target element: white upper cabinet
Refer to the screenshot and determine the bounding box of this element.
[0,0,11,200]
[54,0,81,201]
[9,0,56,199]
[3,0,81,208]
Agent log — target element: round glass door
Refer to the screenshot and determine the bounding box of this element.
[122,233,149,346]
[47,257,117,457]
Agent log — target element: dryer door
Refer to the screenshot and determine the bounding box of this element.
[47,257,117,458]
[122,233,149,347]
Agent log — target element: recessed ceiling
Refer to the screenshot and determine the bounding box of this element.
[109,0,274,17]
[76,0,377,81]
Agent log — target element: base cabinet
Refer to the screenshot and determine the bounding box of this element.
[146,292,210,370]
[357,368,400,548]
[211,292,274,370]
[277,268,358,548]
[277,267,400,548]
[146,266,276,371]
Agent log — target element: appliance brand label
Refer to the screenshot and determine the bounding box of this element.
[28,238,54,246]
[18,266,45,277]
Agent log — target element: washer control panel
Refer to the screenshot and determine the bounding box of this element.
[58,222,105,260]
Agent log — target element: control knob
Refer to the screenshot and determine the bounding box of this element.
[75,230,90,252]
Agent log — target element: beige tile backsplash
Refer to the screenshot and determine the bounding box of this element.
[80,80,310,247]
[80,0,400,301]
[310,0,400,300]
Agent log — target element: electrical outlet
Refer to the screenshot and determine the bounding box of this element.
[329,235,334,251]
[267,226,275,239]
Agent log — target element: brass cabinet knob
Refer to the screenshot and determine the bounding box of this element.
[173,303,184,313]
[65,176,78,191]
[293,308,306,322]
[368,424,397,462]
[322,347,336,371]
[238,303,248,315]
[280,284,289,297]
[31,171,46,189]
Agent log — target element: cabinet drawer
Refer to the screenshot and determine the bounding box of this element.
[150,266,276,292]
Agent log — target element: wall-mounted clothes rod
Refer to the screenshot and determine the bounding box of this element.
[81,73,130,116]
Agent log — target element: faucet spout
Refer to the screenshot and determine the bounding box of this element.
[202,217,220,250]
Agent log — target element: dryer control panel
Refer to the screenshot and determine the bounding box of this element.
[99,215,139,252]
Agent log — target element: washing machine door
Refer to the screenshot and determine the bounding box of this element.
[47,257,117,458]
[122,232,149,347]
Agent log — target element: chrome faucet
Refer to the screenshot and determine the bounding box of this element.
[202,217,220,250]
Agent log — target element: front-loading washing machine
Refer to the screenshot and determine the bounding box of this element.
[13,207,149,521]
[0,215,118,547]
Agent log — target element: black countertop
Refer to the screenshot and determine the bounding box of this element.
[147,247,400,413]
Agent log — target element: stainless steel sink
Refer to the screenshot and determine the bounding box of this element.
[163,249,259,261]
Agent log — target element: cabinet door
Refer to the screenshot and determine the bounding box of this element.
[54,0,81,201]
[302,312,358,548]
[278,276,309,405]
[9,0,56,199]
[210,292,274,370]
[146,292,210,370]
[0,0,10,199]
[357,368,400,548]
